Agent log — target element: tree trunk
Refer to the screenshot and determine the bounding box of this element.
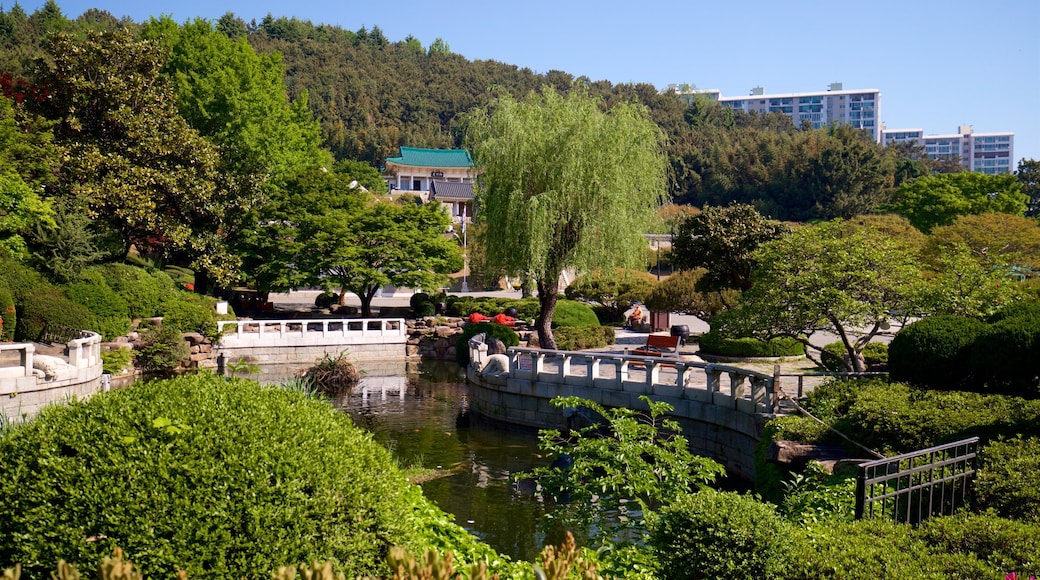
[535,278,559,350]
[359,286,379,318]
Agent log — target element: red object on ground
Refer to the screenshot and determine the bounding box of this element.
[491,313,517,326]
[468,312,491,324]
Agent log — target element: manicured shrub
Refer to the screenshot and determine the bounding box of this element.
[446,296,538,321]
[409,292,431,310]
[158,291,234,341]
[986,300,1040,324]
[455,321,520,366]
[550,299,599,328]
[314,291,339,309]
[413,300,437,317]
[0,253,47,303]
[530,325,615,351]
[786,518,994,579]
[0,374,424,579]
[888,315,987,390]
[697,331,804,358]
[0,286,15,341]
[63,270,131,341]
[973,436,1040,522]
[832,380,1040,454]
[970,310,1040,397]
[651,490,793,580]
[14,287,95,342]
[915,512,1040,575]
[95,263,173,318]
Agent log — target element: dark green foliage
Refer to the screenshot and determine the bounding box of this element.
[532,325,615,351]
[651,490,793,580]
[157,291,233,341]
[697,330,804,358]
[409,292,430,310]
[455,322,520,366]
[413,300,436,317]
[549,299,600,328]
[785,518,999,579]
[314,291,339,309]
[970,308,1040,397]
[133,322,189,374]
[820,340,888,371]
[14,286,94,342]
[99,347,132,375]
[563,268,657,323]
[62,269,130,340]
[974,437,1040,522]
[916,512,1040,574]
[0,286,14,341]
[95,263,174,318]
[828,380,1040,454]
[0,374,422,578]
[888,315,987,390]
[987,299,1040,324]
[0,253,48,304]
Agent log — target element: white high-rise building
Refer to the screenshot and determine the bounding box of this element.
[666,82,882,142]
[882,125,1015,174]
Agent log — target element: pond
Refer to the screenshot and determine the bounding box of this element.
[328,359,560,562]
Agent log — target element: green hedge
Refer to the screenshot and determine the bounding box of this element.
[651,490,793,580]
[697,331,804,358]
[63,270,131,341]
[158,291,235,341]
[888,315,988,391]
[95,263,176,319]
[446,296,538,320]
[529,325,615,351]
[0,375,426,579]
[973,436,1040,522]
[455,321,520,366]
[14,287,95,342]
[550,299,600,328]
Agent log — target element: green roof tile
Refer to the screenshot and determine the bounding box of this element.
[386,146,473,168]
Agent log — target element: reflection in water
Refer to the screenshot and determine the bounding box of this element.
[334,360,563,562]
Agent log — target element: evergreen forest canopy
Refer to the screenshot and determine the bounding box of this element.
[0,1,1036,292]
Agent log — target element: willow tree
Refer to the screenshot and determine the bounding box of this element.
[466,88,667,349]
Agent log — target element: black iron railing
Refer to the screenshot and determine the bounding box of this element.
[855,437,979,524]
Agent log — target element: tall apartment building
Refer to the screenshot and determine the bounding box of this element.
[667,83,882,142]
[881,125,1015,174]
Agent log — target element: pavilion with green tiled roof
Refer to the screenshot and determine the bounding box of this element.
[384,147,475,195]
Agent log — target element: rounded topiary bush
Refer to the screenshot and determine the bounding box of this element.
[969,309,1040,397]
[0,375,422,579]
[455,321,520,366]
[888,315,987,390]
[157,291,234,341]
[551,299,600,328]
[530,325,615,351]
[651,490,793,579]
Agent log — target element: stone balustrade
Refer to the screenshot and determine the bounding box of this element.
[215,318,409,365]
[1,331,104,420]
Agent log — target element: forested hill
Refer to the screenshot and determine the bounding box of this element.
[0,3,959,221]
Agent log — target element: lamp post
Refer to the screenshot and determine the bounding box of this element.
[461,203,469,293]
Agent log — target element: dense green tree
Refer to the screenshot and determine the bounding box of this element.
[920,242,1025,319]
[722,220,922,372]
[887,172,1028,233]
[0,94,55,258]
[924,212,1040,270]
[1016,158,1040,217]
[298,193,462,317]
[644,268,739,320]
[152,17,331,182]
[28,30,246,286]
[465,88,667,349]
[670,203,788,292]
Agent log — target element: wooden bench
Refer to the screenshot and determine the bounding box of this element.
[630,334,681,359]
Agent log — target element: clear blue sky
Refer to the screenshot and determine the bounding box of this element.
[15,0,1040,163]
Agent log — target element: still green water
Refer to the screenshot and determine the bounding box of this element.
[334,360,559,562]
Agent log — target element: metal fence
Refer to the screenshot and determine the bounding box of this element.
[855,437,979,524]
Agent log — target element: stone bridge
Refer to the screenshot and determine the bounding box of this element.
[215,318,408,369]
[467,343,798,481]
